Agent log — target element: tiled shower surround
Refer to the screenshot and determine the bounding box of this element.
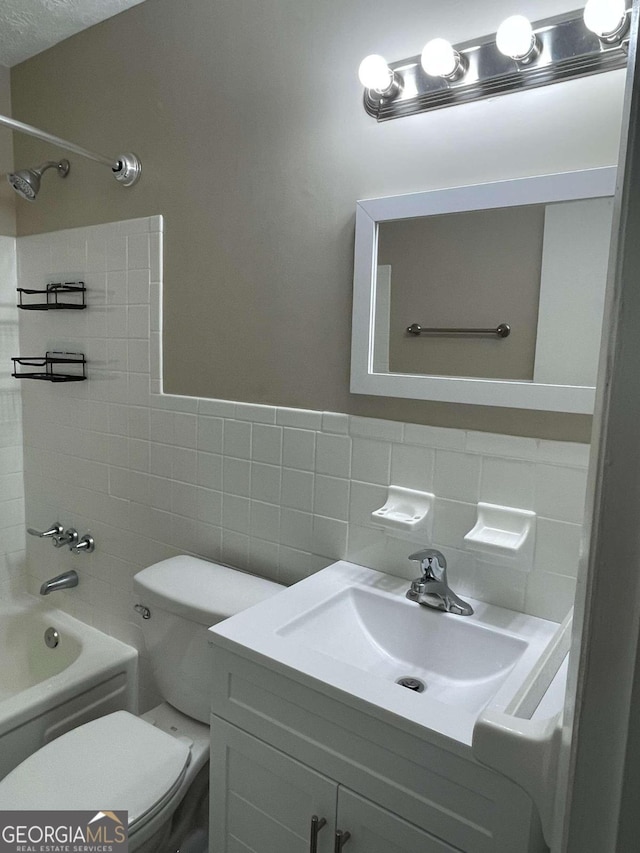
[17,217,588,705]
[0,235,25,597]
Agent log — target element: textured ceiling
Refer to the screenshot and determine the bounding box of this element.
[0,0,147,67]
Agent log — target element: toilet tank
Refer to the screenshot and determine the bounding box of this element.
[133,556,283,722]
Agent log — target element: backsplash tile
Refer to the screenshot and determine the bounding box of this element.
[350,416,404,443]
[15,216,592,703]
[251,424,283,466]
[351,438,391,486]
[223,419,251,459]
[390,443,434,492]
[276,407,322,430]
[321,412,349,435]
[434,451,482,503]
[480,457,536,509]
[403,423,465,451]
[250,462,281,505]
[315,432,351,478]
[314,475,350,522]
[465,431,538,460]
[534,464,589,523]
[533,518,583,578]
[281,467,314,512]
[197,416,224,453]
[282,427,316,472]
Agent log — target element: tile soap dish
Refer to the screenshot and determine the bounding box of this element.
[371,486,434,539]
[464,502,536,568]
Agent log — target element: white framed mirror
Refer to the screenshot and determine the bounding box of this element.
[350,168,617,413]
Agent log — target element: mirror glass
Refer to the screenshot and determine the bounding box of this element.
[351,168,617,413]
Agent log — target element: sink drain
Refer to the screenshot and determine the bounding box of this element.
[44,627,59,649]
[396,676,426,693]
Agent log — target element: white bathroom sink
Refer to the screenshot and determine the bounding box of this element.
[276,584,528,715]
[209,561,561,745]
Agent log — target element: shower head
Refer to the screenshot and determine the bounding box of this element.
[7,159,70,201]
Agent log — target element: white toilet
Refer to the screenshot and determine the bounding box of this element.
[0,556,283,853]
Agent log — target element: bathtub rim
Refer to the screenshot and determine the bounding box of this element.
[0,593,138,738]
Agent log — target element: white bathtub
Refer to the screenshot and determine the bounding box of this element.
[0,595,137,779]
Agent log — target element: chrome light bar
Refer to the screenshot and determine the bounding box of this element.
[362,8,629,121]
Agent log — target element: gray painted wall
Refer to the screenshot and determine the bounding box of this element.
[10,0,625,439]
[0,66,15,236]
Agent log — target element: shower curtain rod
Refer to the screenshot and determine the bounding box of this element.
[0,113,141,186]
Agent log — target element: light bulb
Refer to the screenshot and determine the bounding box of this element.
[496,15,537,60]
[583,0,627,38]
[421,38,461,78]
[358,54,393,91]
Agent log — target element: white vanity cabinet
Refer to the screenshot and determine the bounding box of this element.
[337,788,458,853]
[210,718,453,852]
[208,646,548,853]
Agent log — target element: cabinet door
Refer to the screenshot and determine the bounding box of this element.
[210,717,337,853]
[336,788,462,853]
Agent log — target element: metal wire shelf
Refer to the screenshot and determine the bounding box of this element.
[11,351,87,382]
[17,282,86,311]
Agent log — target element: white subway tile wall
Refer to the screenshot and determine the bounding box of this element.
[0,236,25,597]
[17,217,591,704]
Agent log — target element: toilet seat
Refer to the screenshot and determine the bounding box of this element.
[0,710,191,832]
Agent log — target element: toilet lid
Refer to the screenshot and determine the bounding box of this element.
[0,711,191,829]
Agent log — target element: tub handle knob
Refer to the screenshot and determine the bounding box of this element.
[71,534,95,554]
[53,528,79,549]
[27,522,63,539]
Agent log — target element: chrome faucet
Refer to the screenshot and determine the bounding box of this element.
[27,523,77,548]
[27,524,94,553]
[27,522,63,541]
[40,570,79,596]
[406,549,474,616]
[52,528,79,548]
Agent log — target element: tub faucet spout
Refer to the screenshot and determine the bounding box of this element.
[40,570,79,596]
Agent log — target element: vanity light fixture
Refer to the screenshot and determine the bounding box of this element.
[583,0,629,42]
[496,15,540,62]
[421,38,467,80]
[357,54,403,101]
[359,5,629,121]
